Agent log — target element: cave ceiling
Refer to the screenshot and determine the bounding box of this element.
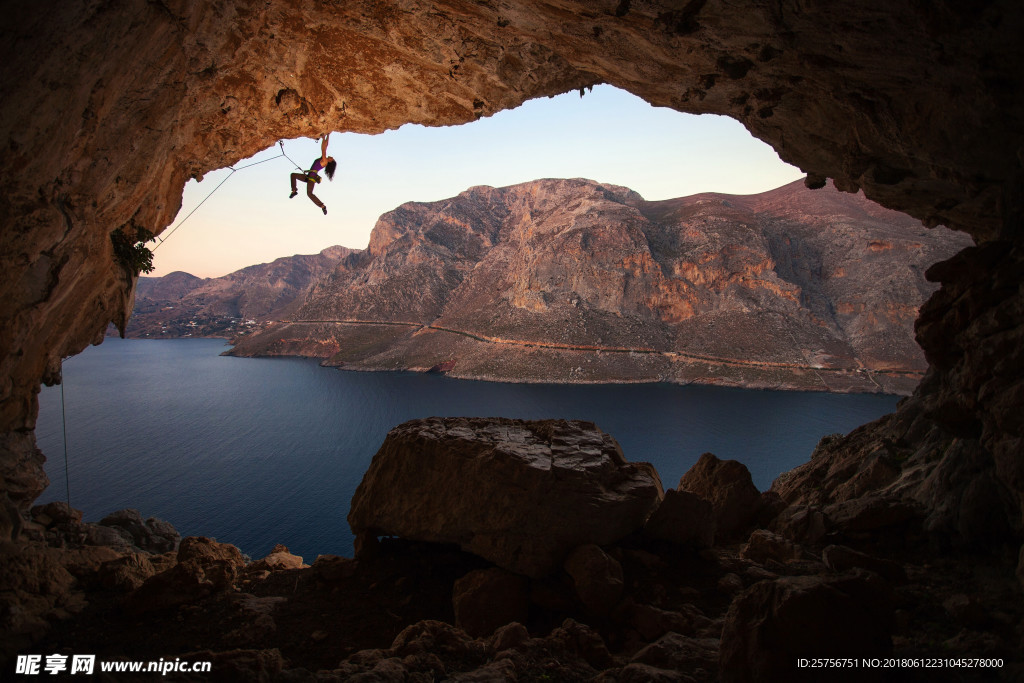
[1,0,1023,519]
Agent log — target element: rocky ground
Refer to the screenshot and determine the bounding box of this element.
[4,419,1021,682]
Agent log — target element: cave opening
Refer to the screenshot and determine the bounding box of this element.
[3,0,1023,675]
[152,85,802,278]
[29,85,971,564]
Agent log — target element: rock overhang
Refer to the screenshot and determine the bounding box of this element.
[0,1,1022,534]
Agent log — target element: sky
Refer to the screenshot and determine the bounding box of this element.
[151,85,804,278]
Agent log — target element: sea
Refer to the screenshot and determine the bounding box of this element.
[34,337,900,562]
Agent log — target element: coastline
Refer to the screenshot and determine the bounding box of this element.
[106,329,919,396]
[219,324,919,396]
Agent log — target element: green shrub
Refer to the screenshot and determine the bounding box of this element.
[111,226,155,277]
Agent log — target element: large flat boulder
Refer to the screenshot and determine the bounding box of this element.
[348,418,663,577]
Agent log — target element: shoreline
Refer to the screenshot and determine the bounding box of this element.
[106,332,918,397]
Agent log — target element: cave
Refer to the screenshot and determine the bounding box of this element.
[2,0,1023,679]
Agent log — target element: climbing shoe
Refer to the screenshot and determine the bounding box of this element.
[289,190,297,199]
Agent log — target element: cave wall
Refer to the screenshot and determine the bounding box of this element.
[2,0,1023,537]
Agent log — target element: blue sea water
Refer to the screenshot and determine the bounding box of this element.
[34,337,899,562]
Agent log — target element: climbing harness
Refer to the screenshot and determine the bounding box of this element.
[153,141,305,251]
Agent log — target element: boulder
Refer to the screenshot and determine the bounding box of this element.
[770,505,827,544]
[177,536,244,570]
[717,573,744,595]
[643,489,715,548]
[626,601,712,641]
[822,545,906,583]
[564,544,624,616]
[389,620,487,662]
[453,568,529,638]
[127,537,244,614]
[545,618,612,670]
[607,663,689,682]
[719,571,893,682]
[30,501,82,527]
[248,544,306,572]
[348,418,663,577]
[311,554,357,582]
[740,530,800,564]
[822,496,918,534]
[97,552,157,592]
[678,454,762,541]
[98,509,180,553]
[0,541,76,659]
[942,594,987,627]
[630,632,719,675]
[489,622,530,653]
[58,546,122,578]
[83,523,134,551]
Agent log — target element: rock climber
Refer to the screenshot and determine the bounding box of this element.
[289,133,336,214]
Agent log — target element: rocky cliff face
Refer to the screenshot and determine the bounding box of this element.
[231,179,971,394]
[2,1,1024,677]
[2,0,1022,526]
[118,246,353,338]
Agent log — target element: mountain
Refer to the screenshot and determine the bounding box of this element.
[227,179,973,394]
[118,246,356,338]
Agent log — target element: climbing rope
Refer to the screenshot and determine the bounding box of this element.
[59,358,71,509]
[277,141,307,176]
[152,142,305,251]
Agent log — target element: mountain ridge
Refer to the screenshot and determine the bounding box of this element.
[116,245,356,338]
[227,178,972,394]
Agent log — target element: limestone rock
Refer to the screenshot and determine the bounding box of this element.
[626,601,712,641]
[97,552,157,592]
[679,453,763,541]
[545,618,613,670]
[311,554,357,582]
[822,496,919,534]
[0,541,77,660]
[98,508,180,553]
[231,179,966,396]
[717,573,744,595]
[822,545,906,584]
[58,545,122,578]
[643,488,715,548]
[630,632,719,676]
[348,417,663,577]
[564,544,624,616]
[127,536,244,614]
[249,544,307,572]
[769,504,827,545]
[740,530,800,564]
[30,501,82,527]
[0,0,1022,589]
[942,594,987,628]
[489,622,530,653]
[719,571,894,682]
[83,522,134,551]
[389,620,487,662]
[452,568,529,638]
[608,663,691,682]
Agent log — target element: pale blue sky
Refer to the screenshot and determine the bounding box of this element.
[153,85,803,277]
